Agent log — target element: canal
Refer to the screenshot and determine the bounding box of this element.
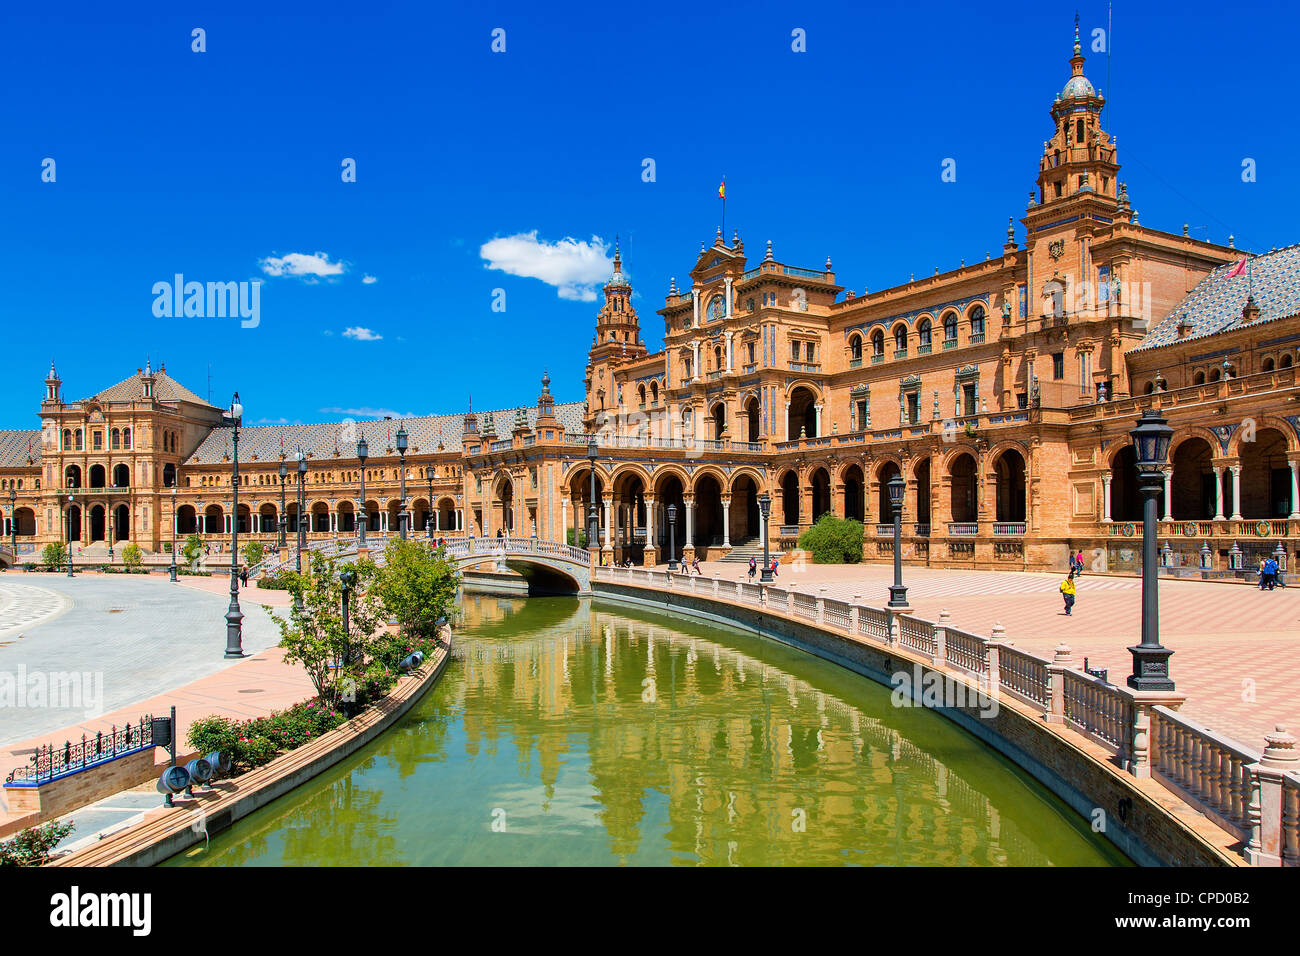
[165,594,1130,866]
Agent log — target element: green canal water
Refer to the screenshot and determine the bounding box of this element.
[165,595,1130,866]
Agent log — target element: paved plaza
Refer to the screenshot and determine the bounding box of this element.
[0,573,286,747]
[692,560,1298,750]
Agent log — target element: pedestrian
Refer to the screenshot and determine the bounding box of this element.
[1075,550,1085,576]
[691,555,701,575]
[1264,556,1279,591]
[771,556,780,578]
[240,569,248,587]
[1060,570,1076,616]
[1259,557,1268,590]
[748,556,757,581]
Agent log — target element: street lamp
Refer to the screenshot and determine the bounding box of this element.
[758,492,773,582]
[356,434,368,547]
[1127,407,1175,691]
[225,392,245,659]
[340,567,357,666]
[426,468,435,539]
[887,473,908,607]
[667,503,678,571]
[586,437,599,551]
[277,457,287,549]
[169,485,177,582]
[66,494,74,577]
[396,424,409,540]
[8,488,15,563]
[295,446,307,614]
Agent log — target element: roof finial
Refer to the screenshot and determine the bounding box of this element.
[764,239,774,262]
[614,234,621,267]
[1073,11,1081,55]
[669,276,678,295]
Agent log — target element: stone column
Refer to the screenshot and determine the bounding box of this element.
[692,289,700,326]
[1245,725,1299,866]
[1231,465,1243,521]
[602,495,613,552]
[560,497,567,542]
[724,276,733,318]
[784,401,791,441]
[1101,473,1112,523]
[1291,460,1300,520]
[684,495,695,547]
[814,403,823,437]
[1213,466,1225,521]
[725,330,734,371]
[1162,468,1172,521]
[720,494,731,547]
[644,494,656,564]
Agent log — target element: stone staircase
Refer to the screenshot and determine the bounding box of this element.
[717,537,769,564]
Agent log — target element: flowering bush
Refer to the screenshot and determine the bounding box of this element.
[186,698,346,772]
[0,820,75,867]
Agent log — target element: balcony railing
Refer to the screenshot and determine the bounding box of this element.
[913,523,931,536]
[993,522,1027,536]
[947,522,977,536]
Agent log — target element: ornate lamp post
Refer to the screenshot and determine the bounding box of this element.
[1128,408,1175,691]
[356,434,368,546]
[426,468,435,539]
[667,503,678,571]
[586,437,599,551]
[66,494,74,577]
[277,457,287,549]
[396,424,409,540]
[340,567,357,666]
[295,446,307,614]
[887,473,908,607]
[225,392,245,659]
[758,492,773,582]
[169,485,178,582]
[8,488,15,562]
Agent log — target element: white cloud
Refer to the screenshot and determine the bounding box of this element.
[480,231,612,302]
[260,251,346,279]
[343,326,382,341]
[361,274,377,284]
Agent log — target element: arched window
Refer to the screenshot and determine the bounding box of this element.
[943,312,958,341]
[849,334,863,361]
[1283,354,1295,369]
[110,428,120,450]
[871,329,885,356]
[63,429,72,450]
[715,345,723,369]
[1076,119,1085,142]
[1263,357,1276,372]
[123,428,131,448]
[1143,382,1155,395]
[74,429,83,450]
[638,384,647,407]
[893,324,907,352]
[1209,367,1221,382]
[970,305,985,337]
[1193,370,1206,385]
[918,318,932,348]
[650,380,659,404]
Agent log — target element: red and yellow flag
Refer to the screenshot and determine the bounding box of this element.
[718,180,725,200]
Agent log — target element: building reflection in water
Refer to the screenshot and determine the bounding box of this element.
[168,594,1127,867]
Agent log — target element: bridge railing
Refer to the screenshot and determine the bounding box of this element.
[590,563,1298,865]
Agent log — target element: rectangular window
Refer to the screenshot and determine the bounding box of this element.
[1018,284,1028,318]
[806,342,815,363]
[748,342,756,364]
[855,399,868,430]
[791,341,800,361]
[1052,352,1065,380]
[1098,266,1111,302]
[906,393,920,425]
[1017,392,1028,409]
[963,383,977,415]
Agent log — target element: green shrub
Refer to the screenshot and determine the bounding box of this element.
[0,820,75,867]
[243,540,265,566]
[122,543,143,568]
[182,534,203,567]
[566,528,588,548]
[41,542,68,567]
[797,513,865,564]
[186,699,346,773]
[258,568,295,591]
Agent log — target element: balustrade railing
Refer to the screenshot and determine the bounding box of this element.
[1062,670,1131,757]
[947,522,978,536]
[1151,705,1256,841]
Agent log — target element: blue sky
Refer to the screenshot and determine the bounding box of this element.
[1,0,1295,428]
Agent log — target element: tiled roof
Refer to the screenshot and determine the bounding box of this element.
[184,402,586,465]
[83,368,216,407]
[1136,244,1300,351]
[0,430,41,469]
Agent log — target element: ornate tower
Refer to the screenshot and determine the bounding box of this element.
[43,360,61,404]
[588,240,646,366]
[1034,15,1120,212]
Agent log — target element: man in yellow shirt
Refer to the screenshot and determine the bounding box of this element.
[1060,571,1076,616]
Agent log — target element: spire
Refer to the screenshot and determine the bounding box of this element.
[613,234,621,272]
[764,240,774,262]
[1073,11,1080,55]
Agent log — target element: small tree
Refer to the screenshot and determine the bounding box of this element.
[244,540,265,567]
[182,533,203,569]
[41,542,67,568]
[271,553,385,709]
[797,514,865,564]
[122,543,143,569]
[372,538,461,641]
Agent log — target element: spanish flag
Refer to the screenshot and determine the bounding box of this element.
[718,180,725,200]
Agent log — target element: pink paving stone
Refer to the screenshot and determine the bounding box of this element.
[696,559,1300,752]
